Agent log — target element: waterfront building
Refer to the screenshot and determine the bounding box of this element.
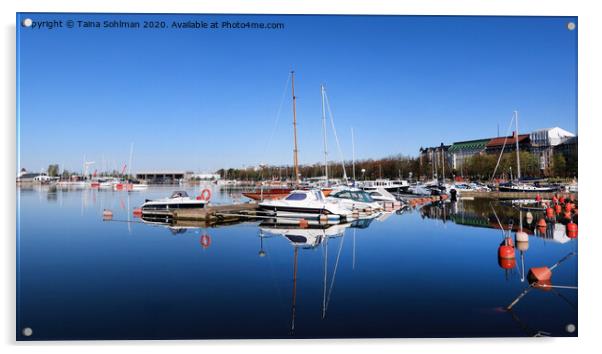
[529,127,576,172]
[418,143,450,179]
[448,138,491,172]
[135,171,194,183]
[485,132,531,155]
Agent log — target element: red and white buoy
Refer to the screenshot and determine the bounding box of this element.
[102,209,113,220]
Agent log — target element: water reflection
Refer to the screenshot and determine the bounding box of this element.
[17,186,578,339]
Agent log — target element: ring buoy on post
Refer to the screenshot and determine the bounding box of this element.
[200,234,211,249]
[199,188,212,201]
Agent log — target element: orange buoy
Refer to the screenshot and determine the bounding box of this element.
[554,204,562,214]
[498,245,515,259]
[535,194,541,202]
[565,203,574,213]
[200,234,211,249]
[552,196,558,204]
[533,279,553,292]
[299,219,309,228]
[199,188,212,201]
[528,266,552,282]
[102,209,113,220]
[132,208,142,217]
[567,222,578,233]
[563,211,572,220]
[537,218,547,228]
[559,196,566,204]
[545,207,555,218]
[498,257,516,270]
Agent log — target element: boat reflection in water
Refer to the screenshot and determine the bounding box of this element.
[258,217,376,333]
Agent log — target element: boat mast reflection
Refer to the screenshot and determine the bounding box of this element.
[258,219,352,334]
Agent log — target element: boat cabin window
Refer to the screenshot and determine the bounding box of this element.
[352,191,374,203]
[170,191,189,198]
[334,191,351,199]
[314,190,324,201]
[285,193,307,201]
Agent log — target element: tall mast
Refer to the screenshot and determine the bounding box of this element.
[351,127,356,180]
[514,110,521,181]
[321,84,329,183]
[128,142,134,178]
[291,71,300,183]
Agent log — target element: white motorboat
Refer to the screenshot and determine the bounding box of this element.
[362,187,397,203]
[326,187,382,212]
[140,191,208,214]
[357,179,409,192]
[258,189,353,221]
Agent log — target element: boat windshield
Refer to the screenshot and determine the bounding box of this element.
[170,191,189,198]
[351,191,374,203]
[285,193,307,201]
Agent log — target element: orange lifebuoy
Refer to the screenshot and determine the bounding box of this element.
[200,234,211,249]
[199,188,212,201]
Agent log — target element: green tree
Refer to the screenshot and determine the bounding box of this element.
[552,153,567,177]
[47,164,59,177]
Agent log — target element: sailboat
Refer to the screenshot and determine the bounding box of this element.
[496,111,559,193]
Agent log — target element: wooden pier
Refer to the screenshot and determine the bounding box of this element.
[144,203,262,225]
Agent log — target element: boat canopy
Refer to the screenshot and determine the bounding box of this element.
[170,191,189,198]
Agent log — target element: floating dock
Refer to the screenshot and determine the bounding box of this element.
[143,203,262,224]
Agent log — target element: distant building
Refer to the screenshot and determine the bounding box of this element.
[419,143,450,179]
[554,136,578,160]
[530,127,576,172]
[135,171,193,183]
[485,132,531,155]
[190,173,221,181]
[448,138,491,172]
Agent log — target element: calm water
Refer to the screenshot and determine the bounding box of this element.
[16,185,578,340]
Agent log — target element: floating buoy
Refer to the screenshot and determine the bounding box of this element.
[299,219,309,228]
[559,196,566,204]
[535,194,542,202]
[533,279,553,292]
[537,218,547,228]
[498,245,515,259]
[102,209,113,220]
[563,211,572,220]
[199,188,212,201]
[525,212,533,224]
[498,257,516,270]
[554,204,562,214]
[552,196,558,204]
[516,241,529,252]
[132,208,142,217]
[516,230,529,242]
[545,207,555,218]
[528,266,552,282]
[567,222,578,237]
[565,203,574,213]
[200,234,211,249]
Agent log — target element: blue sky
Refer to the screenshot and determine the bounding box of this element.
[17,14,577,173]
